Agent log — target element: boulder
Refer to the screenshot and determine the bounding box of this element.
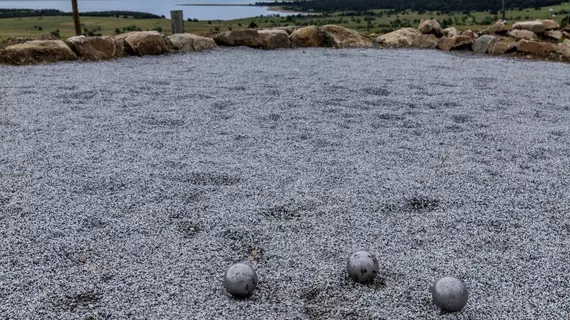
[545,30,563,40]
[472,35,498,53]
[66,35,124,60]
[359,31,378,42]
[258,29,291,50]
[453,35,474,49]
[376,28,422,47]
[290,26,325,47]
[321,25,374,48]
[437,35,474,51]
[461,30,478,39]
[557,39,570,57]
[512,21,546,34]
[508,29,538,41]
[442,27,458,37]
[418,19,442,37]
[564,31,570,39]
[411,34,439,49]
[214,29,263,48]
[488,41,517,54]
[115,31,167,56]
[0,40,77,65]
[489,20,508,34]
[517,40,557,55]
[168,33,217,52]
[437,36,455,51]
[537,19,560,30]
[270,26,299,35]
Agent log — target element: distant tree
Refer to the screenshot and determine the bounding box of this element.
[248,21,258,28]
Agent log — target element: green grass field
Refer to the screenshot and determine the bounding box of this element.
[0,4,567,40]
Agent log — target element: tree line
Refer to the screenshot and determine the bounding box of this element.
[256,0,565,13]
[0,9,161,19]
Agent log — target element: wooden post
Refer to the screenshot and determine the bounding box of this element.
[71,0,81,36]
[501,0,505,22]
[171,10,184,34]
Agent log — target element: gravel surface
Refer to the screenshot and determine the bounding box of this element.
[1,48,569,319]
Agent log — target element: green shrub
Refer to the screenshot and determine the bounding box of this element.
[50,29,60,38]
[122,25,142,32]
[561,17,569,30]
[83,26,102,36]
[248,21,258,28]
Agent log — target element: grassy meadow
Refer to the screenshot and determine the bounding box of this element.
[0,4,568,40]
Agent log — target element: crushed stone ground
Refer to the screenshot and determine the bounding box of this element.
[0,48,569,319]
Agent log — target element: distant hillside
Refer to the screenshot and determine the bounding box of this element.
[259,0,566,13]
[0,9,161,19]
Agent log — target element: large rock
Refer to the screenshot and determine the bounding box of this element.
[376,28,422,47]
[115,31,167,56]
[489,20,508,34]
[290,26,325,47]
[270,26,299,35]
[517,40,557,55]
[545,30,563,40]
[557,39,570,57]
[442,27,458,37]
[437,36,455,51]
[359,31,378,42]
[461,30,478,40]
[411,34,439,49]
[66,35,124,60]
[0,40,77,65]
[508,29,538,41]
[168,33,217,52]
[488,41,517,54]
[472,35,498,53]
[258,30,290,50]
[214,29,263,48]
[453,35,474,48]
[437,35,474,51]
[418,19,442,37]
[321,25,374,48]
[512,21,546,34]
[537,19,560,30]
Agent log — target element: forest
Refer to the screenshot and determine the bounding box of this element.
[0,9,161,19]
[257,0,565,13]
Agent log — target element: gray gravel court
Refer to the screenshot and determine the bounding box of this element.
[0,48,569,319]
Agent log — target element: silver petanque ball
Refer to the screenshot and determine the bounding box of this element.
[224,263,258,298]
[432,276,469,312]
[346,251,379,283]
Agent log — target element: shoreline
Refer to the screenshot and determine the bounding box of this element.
[265,6,316,15]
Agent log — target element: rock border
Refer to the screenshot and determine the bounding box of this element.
[1,20,569,66]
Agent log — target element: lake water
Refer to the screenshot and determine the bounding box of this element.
[0,0,298,20]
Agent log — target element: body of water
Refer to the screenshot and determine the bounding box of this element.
[0,0,299,20]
